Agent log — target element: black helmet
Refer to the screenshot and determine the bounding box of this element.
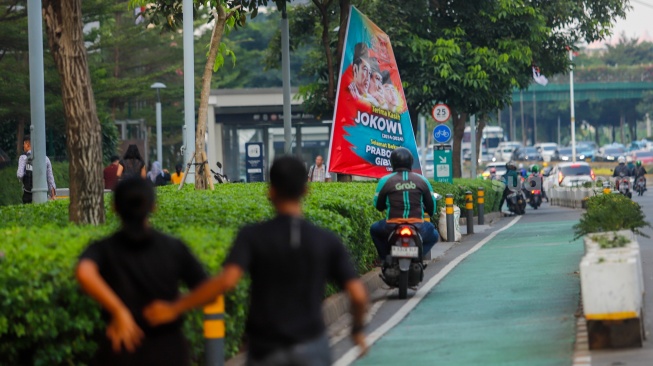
[506,160,517,171]
[390,147,414,171]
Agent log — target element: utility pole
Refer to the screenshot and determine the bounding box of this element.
[532,89,537,144]
[183,0,195,182]
[27,0,47,203]
[569,49,576,162]
[281,2,292,154]
[470,115,476,178]
[557,116,561,146]
[509,104,514,141]
[520,90,525,146]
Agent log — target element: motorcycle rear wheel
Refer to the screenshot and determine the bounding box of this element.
[398,271,408,299]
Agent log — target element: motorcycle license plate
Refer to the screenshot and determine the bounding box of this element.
[391,246,419,258]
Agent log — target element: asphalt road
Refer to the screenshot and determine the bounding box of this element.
[589,191,653,366]
[331,203,587,365]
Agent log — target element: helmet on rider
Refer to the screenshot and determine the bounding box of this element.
[637,160,642,167]
[618,156,626,164]
[490,167,497,173]
[627,156,633,163]
[518,163,524,169]
[506,161,517,171]
[531,165,540,173]
[390,147,413,171]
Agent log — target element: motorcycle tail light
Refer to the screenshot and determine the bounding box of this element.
[590,169,596,181]
[400,227,412,236]
[558,171,564,185]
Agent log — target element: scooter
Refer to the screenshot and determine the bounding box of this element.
[636,176,646,196]
[617,172,632,199]
[211,162,229,183]
[529,189,542,209]
[507,188,526,215]
[380,193,440,299]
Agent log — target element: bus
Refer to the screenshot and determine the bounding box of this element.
[462,125,504,157]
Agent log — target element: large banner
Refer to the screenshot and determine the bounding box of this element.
[327,6,421,179]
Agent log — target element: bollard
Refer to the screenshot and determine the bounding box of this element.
[603,181,611,195]
[477,187,485,225]
[465,191,474,234]
[204,295,225,366]
[446,194,455,242]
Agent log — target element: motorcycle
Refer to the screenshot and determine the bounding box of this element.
[380,193,440,299]
[506,188,526,215]
[636,176,646,196]
[617,172,632,199]
[525,175,542,210]
[210,162,229,183]
[381,223,425,299]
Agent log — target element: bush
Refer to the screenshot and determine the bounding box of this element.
[0,179,499,365]
[573,194,651,239]
[0,162,70,206]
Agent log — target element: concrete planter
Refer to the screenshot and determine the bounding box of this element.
[580,231,645,349]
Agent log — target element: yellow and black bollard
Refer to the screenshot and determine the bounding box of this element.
[446,194,455,242]
[465,191,474,234]
[204,295,225,366]
[603,181,611,195]
[477,187,485,225]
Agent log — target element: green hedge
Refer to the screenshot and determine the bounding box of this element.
[0,179,499,365]
[573,193,651,240]
[0,162,70,206]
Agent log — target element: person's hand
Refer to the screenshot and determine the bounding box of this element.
[163,169,169,174]
[352,331,368,358]
[106,309,143,353]
[49,188,56,200]
[143,300,179,326]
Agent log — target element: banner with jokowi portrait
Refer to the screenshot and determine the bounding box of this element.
[327,6,421,179]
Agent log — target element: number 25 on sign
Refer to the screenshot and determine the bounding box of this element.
[431,103,451,123]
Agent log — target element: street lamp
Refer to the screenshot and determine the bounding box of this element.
[151,82,166,165]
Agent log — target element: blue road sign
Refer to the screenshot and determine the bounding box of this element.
[245,142,264,182]
[433,124,452,144]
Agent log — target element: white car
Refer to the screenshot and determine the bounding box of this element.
[535,143,558,162]
[544,162,596,192]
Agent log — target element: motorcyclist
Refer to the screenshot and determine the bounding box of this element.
[489,167,498,181]
[633,160,647,191]
[370,147,439,264]
[518,163,528,178]
[499,161,520,211]
[613,156,631,190]
[626,156,636,175]
[524,164,546,203]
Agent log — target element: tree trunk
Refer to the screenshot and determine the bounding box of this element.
[195,6,228,190]
[595,124,600,146]
[336,0,350,67]
[475,116,486,163]
[16,117,25,157]
[452,110,467,179]
[43,0,105,224]
[631,120,637,141]
[313,0,335,106]
[620,114,625,144]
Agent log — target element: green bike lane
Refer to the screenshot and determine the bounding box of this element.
[355,209,584,365]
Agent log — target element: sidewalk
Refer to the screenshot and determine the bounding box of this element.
[355,209,584,365]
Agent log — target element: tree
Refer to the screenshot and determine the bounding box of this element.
[42,0,105,224]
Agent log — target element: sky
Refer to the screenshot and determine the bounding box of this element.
[610,0,653,41]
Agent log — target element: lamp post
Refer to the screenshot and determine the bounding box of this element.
[151,82,166,165]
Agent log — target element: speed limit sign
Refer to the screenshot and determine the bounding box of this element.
[431,103,451,123]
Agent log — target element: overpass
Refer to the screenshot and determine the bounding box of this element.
[511,81,653,103]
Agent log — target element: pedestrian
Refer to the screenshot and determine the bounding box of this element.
[75,177,207,366]
[307,155,332,182]
[170,163,184,185]
[103,155,120,190]
[117,144,146,180]
[16,135,56,203]
[147,161,169,186]
[144,155,369,365]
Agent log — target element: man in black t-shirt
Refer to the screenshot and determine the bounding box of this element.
[144,155,369,365]
[76,178,207,366]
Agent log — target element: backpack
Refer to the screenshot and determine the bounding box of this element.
[22,153,33,193]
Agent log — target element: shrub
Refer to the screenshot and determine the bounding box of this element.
[573,194,651,239]
[0,178,499,364]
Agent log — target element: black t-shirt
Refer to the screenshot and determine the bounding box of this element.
[80,229,207,336]
[225,215,358,359]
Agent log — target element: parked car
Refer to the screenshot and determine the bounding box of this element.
[512,146,542,161]
[595,147,625,162]
[631,150,653,165]
[534,143,558,162]
[544,162,596,192]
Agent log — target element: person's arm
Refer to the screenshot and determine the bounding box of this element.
[46,157,56,198]
[346,279,368,357]
[374,175,391,212]
[17,155,26,179]
[419,175,435,217]
[143,264,243,326]
[140,166,147,179]
[116,163,123,177]
[76,259,143,352]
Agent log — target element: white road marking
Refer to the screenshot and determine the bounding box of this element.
[329,299,386,346]
[334,216,523,366]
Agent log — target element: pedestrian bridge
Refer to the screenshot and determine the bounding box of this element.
[512,81,653,103]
